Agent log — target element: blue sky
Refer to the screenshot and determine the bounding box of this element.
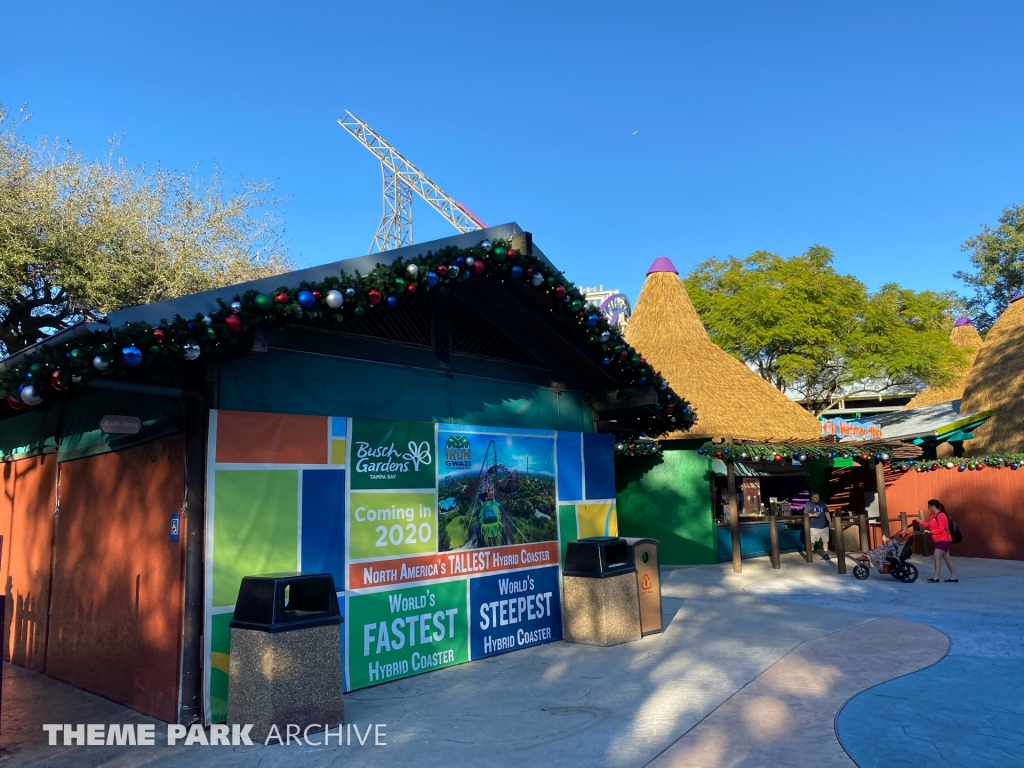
[3,1,1022,306]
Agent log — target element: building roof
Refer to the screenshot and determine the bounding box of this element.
[960,296,1024,455]
[624,257,822,441]
[903,318,983,409]
[871,399,991,443]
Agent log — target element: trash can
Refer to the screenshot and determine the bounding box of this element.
[562,537,642,647]
[228,572,344,741]
[623,538,662,636]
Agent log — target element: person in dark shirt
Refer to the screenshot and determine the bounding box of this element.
[806,492,831,558]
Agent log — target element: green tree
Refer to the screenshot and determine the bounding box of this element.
[0,104,294,356]
[686,247,964,416]
[954,204,1024,332]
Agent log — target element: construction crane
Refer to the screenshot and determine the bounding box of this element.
[338,110,487,253]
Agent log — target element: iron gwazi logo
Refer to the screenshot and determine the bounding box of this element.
[445,436,471,468]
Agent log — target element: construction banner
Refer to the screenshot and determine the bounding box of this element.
[204,411,616,724]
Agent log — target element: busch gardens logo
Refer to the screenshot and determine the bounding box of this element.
[445,436,471,469]
[351,420,436,490]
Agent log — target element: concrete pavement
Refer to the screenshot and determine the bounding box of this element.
[2,553,1022,767]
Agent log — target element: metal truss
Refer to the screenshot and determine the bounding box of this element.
[338,110,485,253]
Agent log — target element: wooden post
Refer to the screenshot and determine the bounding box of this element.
[727,457,741,573]
[833,512,847,574]
[768,513,780,569]
[858,513,870,552]
[802,511,813,563]
[899,511,908,532]
[875,460,890,538]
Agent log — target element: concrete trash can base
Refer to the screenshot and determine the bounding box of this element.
[228,624,344,740]
[561,537,643,647]
[227,573,344,741]
[562,571,642,646]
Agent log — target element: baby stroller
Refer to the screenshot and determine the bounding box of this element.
[852,529,919,583]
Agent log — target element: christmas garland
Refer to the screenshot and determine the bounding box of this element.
[0,238,695,438]
[892,455,1024,472]
[614,440,661,457]
[697,442,894,463]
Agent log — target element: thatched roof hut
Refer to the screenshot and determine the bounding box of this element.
[960,296,1024,455]
[624,257,822,441]
[904,317,983,409]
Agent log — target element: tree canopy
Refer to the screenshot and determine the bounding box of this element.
[954,204,1024,332]
[685,246,965,416]
[0,104,294,356]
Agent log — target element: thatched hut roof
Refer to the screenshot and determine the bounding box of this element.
[961,296,1024,455]
[624,257,822,441]
[904,317,983,409]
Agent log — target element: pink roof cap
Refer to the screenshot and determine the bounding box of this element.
[952,317,974,327]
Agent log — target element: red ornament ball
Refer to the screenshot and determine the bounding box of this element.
[665,404,675,414]
[312,290,321,301]
[6,394,26,410]
[554,285,566,299]
[275,292,289,304]
[619,350,629,361]
[224,314,243,334]
[507,249,517,260]
[153,329,166,342]
[437,264,448,277]
[51,371,68,391]
[407,283,417,294]
[472,259,485,275]
[368,289,382,305]
[526,268,533,277]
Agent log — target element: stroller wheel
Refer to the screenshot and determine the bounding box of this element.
[853,564,869,580]
[891,563,907,580]
[901,563,919,583]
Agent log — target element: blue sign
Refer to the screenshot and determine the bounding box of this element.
[469,565,562,659]
[170,513,180,543]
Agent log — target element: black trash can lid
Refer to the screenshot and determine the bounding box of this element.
[229,572,343,633]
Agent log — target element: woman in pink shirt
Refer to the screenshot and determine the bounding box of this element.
[922,499,958,583]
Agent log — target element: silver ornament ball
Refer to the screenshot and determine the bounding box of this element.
[600,331,610,342]
[202,315,213,327]
[20,385,43,406]
[183,342,201,361]
[530,273,544,287]
[230,301,242,313]
[93,356,110,371]
[325,290,344,309]
[406,264,419,279]
[481,240,492,252]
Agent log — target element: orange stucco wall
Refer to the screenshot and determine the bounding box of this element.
[0,455,57,672]
[45,435,187,722]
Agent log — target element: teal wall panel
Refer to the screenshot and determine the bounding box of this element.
[219,350,591,432]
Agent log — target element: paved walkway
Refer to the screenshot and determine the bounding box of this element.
[1,554,1021,767]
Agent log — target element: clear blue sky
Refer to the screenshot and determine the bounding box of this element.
[3,0,1022,306]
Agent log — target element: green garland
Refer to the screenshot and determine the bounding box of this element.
[1,238,695,437]
[697,442,894,463]
[893,455,1024,472]
[614,440,661,457]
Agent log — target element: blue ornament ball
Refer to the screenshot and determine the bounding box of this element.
[386,296,397,307]
[602,357,611,365]
[426,271,438,287]
[586,314,598,326]
[297,290,316,309]
[957,464,966,472]
[121,346,143,367]
[637,375,648,386]
[510,265,523,279]
[455,256,465,267]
